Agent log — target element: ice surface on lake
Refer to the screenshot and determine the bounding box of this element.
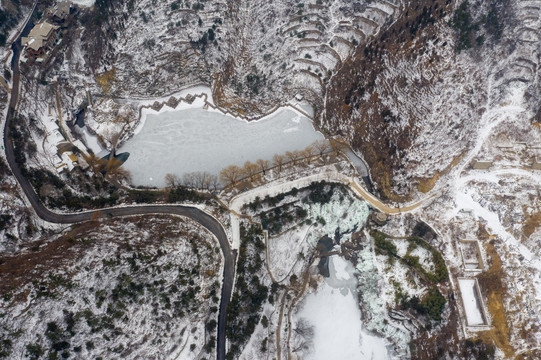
[119,107,324,187]
[295,256,389,360]
[458,278,485,325]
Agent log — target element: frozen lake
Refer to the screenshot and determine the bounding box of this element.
[294,256,389,360]
[119,107,324,187]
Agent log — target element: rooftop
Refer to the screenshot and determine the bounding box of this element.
[22,22,59,51]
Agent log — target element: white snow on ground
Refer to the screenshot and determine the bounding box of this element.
[295,256,389,360]
[119,106,324,187]
[70,0,95,7]
[267,224,311,282]
[458,278,485,326]
[75,125,103,154]
[454,186,533,261]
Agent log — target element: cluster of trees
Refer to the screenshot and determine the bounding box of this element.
[405,236,449,283]
[260,203,308,235]
[9,117,37,167]
[190,21,219,52]
[27,168,120,210]
[372,229,398,256]
[164,172,219,190]
[0,5,20,46]
[371,230,449,284]
[462,339,496,360]
[6,223,217,360]
[243,187,300,212]
[167,186,209,203]
[226,225,268,359]
[401,287,446,321]
[219,140,333,186]
[84,153,132,184]
[24,312,80,360]
[306,181,343,204]
[243,182,341,235]
[171,0,204,11]
[449,1,505,53]
[371,230,449,322]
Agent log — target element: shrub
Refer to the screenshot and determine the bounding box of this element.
[25,343,44,359]
[421,287,446,321]
[371,230,397,256]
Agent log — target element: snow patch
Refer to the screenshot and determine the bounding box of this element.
[458,278,486,326]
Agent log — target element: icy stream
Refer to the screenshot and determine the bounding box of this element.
[118,106,324,187]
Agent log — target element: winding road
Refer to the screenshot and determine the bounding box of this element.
[2,38,233,360]
[2,17,432,360]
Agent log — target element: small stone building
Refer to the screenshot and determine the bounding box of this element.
[371,211,388,226]
[47,1,74,23]
[472,159,493,170]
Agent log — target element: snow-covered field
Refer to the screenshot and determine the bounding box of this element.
[119,105,324,187]
[294,256,389,360]
[458,278,486,326]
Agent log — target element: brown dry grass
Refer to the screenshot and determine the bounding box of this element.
[523,212,541,239]
[416,154,463,193]
[515,349,541,360]
[417,172,440,193]
[95,68,116,93]
[476,226,515,358]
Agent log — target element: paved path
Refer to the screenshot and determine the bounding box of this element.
[229,169,430,218]
[3,32,234,360]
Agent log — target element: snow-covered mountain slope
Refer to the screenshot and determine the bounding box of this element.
[0,215,222,359]
[32,0,538,202]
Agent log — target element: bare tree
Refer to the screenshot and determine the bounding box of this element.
[291,318,315,353]
[300,146,316,164]
[105,165,132,184]
[182,173,196,187]
[273,154,286,173]
[256,158,271,175]
[102,129,122,153]
[313,139,330,156]
[164,173,180,188]
[304,144,317,157]
[209,174,219,190]
[200,172,212,189]
[192,171,214,189]
[83,153,106,175]
[104,157,123,173]
[243,161,260,181]
[220,165,243,185]
[329,138,348,154]
[285,150,302,165]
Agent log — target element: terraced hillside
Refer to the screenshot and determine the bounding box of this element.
[16,0,541,201]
